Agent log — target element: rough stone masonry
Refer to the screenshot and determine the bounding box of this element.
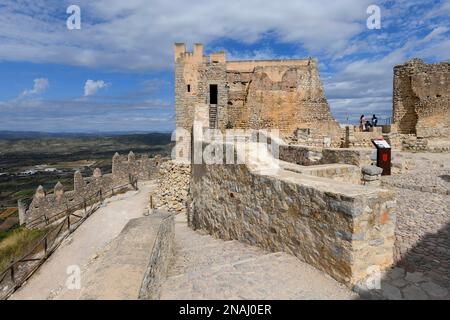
[188,139,397,287]
[393,58,450,138]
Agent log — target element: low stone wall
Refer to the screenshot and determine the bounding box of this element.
[279,144,374,167]
[139,212,175,300]
[153,161,191,213]
[74,212,174,300]
[280,161,362,184]
[189,143,396,287]
[345,126,383,148]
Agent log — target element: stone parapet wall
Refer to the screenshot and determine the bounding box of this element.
[139,212,175,300]
[189,143,396,287]
[280,161,362,184]
[112,152,162,182]
[258,130,374,167]
[279,144,374,167]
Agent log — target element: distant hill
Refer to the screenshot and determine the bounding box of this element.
[0,131,172,141]
[0,132,174,171]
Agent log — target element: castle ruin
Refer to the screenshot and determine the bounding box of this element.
[393,59,450,139]
[174,43,340,140]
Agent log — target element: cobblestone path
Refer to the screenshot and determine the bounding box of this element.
[367,152,450,300]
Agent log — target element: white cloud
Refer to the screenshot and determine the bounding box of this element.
[21,78,49,96]
[84,80,109,96]
[0,0,373,70]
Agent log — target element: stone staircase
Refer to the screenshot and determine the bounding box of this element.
[159,214,356,300]
[209,105,218,129]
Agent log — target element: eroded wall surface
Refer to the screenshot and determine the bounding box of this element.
[393,59,450,138]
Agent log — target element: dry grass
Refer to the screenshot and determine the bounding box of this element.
[0,227,44,275]
[0,208,18,219]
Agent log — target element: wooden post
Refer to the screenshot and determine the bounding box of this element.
[10,265,15,285]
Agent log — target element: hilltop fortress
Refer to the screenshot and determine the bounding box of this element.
[174,43,340,140]
[4,45,448,300]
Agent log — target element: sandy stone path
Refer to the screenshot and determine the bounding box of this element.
[9,181,155,300]
[160,214,357,300]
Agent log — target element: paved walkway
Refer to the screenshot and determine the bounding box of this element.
[9,181,156,300]
[160,214,356,300]
[365,152,450,300]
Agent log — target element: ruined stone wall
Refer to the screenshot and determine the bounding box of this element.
[393,59,450,138]
[189,143,396,287]
[153,161,191,213]
[226,61,341,139]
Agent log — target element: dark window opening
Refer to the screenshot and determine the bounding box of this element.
[187,84,191,93]
[210,84,218,104]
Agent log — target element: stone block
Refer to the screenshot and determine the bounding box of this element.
[362,165,383,176]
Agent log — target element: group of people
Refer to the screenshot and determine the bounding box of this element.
[359,114,378,132]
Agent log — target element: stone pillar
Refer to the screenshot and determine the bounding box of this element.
[345,126,355,148]
[93,168,102,178]
[35,185,46,199]
[18,199,27,226]
[54,181,64,203]
[362,165,383,186]
[74,170,85,192]
[112,152,120,177]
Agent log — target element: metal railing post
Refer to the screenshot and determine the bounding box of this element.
[67,212,71,233]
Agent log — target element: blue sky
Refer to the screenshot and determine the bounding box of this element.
[0,0,449,132]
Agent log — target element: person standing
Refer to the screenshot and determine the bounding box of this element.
[360,115,366,131]
[372,114,378,127]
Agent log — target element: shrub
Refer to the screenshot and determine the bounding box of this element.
[0,227,44,274]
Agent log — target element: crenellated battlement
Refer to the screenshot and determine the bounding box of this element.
[20,152,165,228]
